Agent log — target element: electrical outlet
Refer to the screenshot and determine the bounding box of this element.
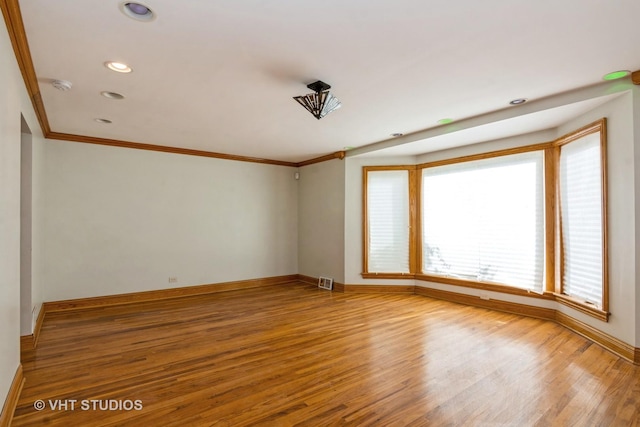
[479,293,490,300]
[168,277,178,283]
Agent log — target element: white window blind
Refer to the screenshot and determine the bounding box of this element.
[422,151,544,292]
[559,133,603,307]
[367,170,410,273]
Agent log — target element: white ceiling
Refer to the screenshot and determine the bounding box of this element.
[17,0,640,163]
[354,93,621,157]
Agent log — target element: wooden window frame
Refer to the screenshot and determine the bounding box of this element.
[362,165,417,279]
[360,119,609,321]
[416,143,553,300]
[552,119,609,321]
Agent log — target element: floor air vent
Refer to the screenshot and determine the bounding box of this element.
[318,276,333,290]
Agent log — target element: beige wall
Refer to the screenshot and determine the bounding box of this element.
[0,23,21,408]
[297,159,345,283]
[0,20,45,410]
[41,140,299,301]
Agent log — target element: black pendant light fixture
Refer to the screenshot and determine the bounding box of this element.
[293,80,341,120]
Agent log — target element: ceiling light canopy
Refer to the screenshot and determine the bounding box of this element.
[94,118,112,124]
[105,61,132,73]
[119,2,155,22]
[293,80,341,120]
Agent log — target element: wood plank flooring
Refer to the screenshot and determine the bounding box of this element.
[13,282,640,426]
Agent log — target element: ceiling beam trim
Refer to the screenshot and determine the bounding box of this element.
[347,80,635,158]
[296,151,346,168]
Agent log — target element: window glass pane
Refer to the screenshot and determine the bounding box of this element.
[367,170,410,273]
[422,151,544,292]
[559,133,603,307]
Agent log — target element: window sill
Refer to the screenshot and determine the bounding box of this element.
[554,294,609,322]
[361,273,415,280]
[415,274,554,300]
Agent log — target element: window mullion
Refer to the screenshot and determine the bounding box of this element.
[409,168,418,274]
[546,147,560,294]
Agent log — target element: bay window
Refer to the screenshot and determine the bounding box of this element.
[362,119,608,320]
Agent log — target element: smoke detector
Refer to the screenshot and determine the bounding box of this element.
[52,80,72,91]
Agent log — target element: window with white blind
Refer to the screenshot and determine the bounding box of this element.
[558,131,605,308]
[421,151,544,292]
[365,169,411,273]
[360,119,608,321]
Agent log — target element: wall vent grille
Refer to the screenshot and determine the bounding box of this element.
[318,276,333,290]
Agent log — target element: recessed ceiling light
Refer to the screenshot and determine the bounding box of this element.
[94,118,112,124]
[105,61,132,73]
[119,2,155,22]
[437,118,453,124]
[343,146,355,150]
[603,70,630,81]
[101,91,125,100]
[509,98,527,105]
[391,133,404,137]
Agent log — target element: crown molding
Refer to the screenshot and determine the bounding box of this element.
[1,0,50,134]
[46,132,299,167]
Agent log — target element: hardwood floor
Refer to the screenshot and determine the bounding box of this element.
[13,282,640,426]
